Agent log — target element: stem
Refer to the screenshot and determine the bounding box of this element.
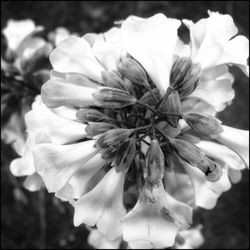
[136,101,156,113]
[132,124,152,133]
[155,126,171,142]
[38,189,47,249]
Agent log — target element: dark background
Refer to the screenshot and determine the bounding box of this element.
[1,1,249,249]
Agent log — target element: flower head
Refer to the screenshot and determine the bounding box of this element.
[14,12,249,249]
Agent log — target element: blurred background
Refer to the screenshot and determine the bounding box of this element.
[1,1,249,249]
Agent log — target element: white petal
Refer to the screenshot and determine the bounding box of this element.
[175,225,204,249]
[123,181,179,249]
[33,140,98,192]
[23,172,44,192]
[216,125,249,168]
[55,183,74,204]
[92,34,122,71]
[41,77,96,108]
[69,154,106,199]
[164,171,194,206]
[184,12,249,74]
[50,36,104,82]
[228,168,242,184]
[190,72,235,112]
[165,191,193,230]
[87,229,122,249]
[184,164,231,209]
[2,19,42,52]
[25,100,87,144]
[196,140,245,171]
[74,167,126,240]
[121,14,181,95]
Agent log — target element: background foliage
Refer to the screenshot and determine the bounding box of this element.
[1,1,249,249]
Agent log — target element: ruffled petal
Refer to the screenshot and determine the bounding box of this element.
[74,167,126,240]
[41,77,96,108]
[23,172,44,192]
[184,164,231,209]
[25,98,87,144]
[196,140,245,171]
[121,14,181,95]
[184,12,249,74]
[216,125,249,168]
[87,229,122,249]
[190,71,235,112]
[33,140,98,192]
[92,34,122,71]
[50,36,105,82]
[122,181,179,249]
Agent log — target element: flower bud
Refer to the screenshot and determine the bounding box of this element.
[145,139,165,184]
[170,139,207,166]
[101,70,125,90]
[76,108,112,123]
[93,87,137,108]
[115,138,137,173]
[160,90,181,128]
[184,113,224,136]
[139,88,161,106]
[95,128,132,150]
[118,57,150,88]
[170,56,201,96]
[85,122,116,138]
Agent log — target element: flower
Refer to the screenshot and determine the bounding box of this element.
[16,12,249,249]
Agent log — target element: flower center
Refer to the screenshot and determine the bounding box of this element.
[77,55,223,206]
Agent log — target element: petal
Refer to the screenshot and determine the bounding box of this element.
[25,99,87,144]
[190,72,235,112]
[184,12,249,74]
[121,14,181,95]
[33,140,98,192]
[68,154,106,199]
[228,168,242,184]
[41,77,96,108]
[175,225,204,249]
[2,19,43,52]
[164,171,195,206]
[48,27,70,46]
[92,34,122,71]
[122,181,179,249]
[184,164,231,209]
[87,229,122,249]
[55,183,74,204]
[74,167,126,240]
[23,172,44,192]
[165,191,193,230]
[196,140,245,171]
[216,125,249,168]
[50,36,105,82]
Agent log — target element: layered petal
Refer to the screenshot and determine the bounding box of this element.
[184,164,231,209]
[41,77,96,108]
[121,14,181,95]
[190,71,235,112]
[216,125,249,168]
[50,36,105,82]
[25,97,87,144]
[74,167,126,240]
[33,140,98,192]
[184,11,249,74]
[196,140,245,170]
[122,181,179,249]
[23,172,44,192]
[87,229,122,249]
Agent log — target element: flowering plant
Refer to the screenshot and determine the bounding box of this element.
[2,11,249,249]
